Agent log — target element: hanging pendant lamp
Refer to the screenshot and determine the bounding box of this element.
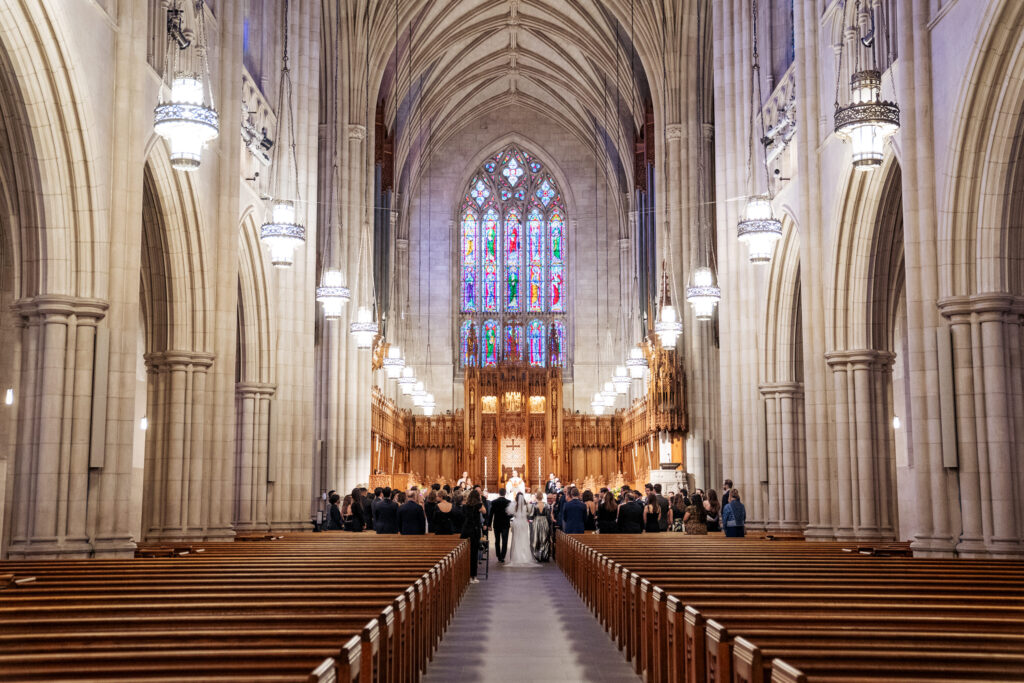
[737,195,782,264]
[686,267,721,320]
[626,347,648,379]
[591,393,606,416]
[383,345,405,378]
[350,306,379,349]
[154,3,219,171]
[398,367,416,394]
[316,269,351,319]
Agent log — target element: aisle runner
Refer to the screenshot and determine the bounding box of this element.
[423,542,639,682]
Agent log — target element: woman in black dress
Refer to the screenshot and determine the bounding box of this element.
[581,490,598,531]
[643,493,662,533]
[432,492,454,535]
[461,489,485,583]
[346,488,366,531]
[596,491,619,533]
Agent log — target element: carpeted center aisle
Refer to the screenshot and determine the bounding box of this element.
[422,539,640,682]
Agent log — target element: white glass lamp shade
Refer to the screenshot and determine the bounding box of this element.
[686,267,721,321]
[612,366,630,394]
[316,269,350,319]
[383,345,405,379]
[736,195,782,264]
[153,77,219,172]
[4,388,12,406]
[411,382,427,406]
[601,382,617,408]
[626,347,648,379]
[421,393,436,416]
[260,200,306,268]
[398,367,416,394]
[834,70,900,171]
[349,306,378,349]
[655,303,683,347]
[591,393,606,415]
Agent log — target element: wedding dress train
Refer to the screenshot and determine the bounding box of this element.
[504,494,537,567]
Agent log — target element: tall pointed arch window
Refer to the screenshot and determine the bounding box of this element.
[459,146,568,368]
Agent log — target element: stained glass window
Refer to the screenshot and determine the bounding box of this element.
[458,146,567,368]
[528,320,545,366]
[551,321,566,367]
[504,324,523,361]
[460,321,478,367]
[482,320,499,367]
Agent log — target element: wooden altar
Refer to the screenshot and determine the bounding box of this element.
[369,340,687,491]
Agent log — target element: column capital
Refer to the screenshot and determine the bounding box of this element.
[347,124,366,140]
[144,350,216,372]
[13,295,109,323]
[758,381,804,398]
[235,381,277,398]
[824,348,896,369]
[937,292,1022,318]
[665,124,683,141]
[395,238,409,251]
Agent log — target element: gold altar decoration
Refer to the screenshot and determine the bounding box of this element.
[369,338,686,490]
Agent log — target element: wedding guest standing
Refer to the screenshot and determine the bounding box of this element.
[560,488,588,533]
[668,494,687,532]
[432,492,455,535]
[704,489,722,532]
[643,493,662,533]
[654,484,670,532]
[616,492,644,534]
[722,489,746,537]
[325,493,343,531]
[397,491,426,535]
[461,489,485,583]
[684,493,708,535]
[596,491,619,533]
[374,491,399,534]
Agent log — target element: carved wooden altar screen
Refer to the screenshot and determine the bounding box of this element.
[463,363,562,491]
[370,342,687,491]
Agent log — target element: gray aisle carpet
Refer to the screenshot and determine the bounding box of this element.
[422,536,641,683]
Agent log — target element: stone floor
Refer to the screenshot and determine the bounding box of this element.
[422,538,641,683]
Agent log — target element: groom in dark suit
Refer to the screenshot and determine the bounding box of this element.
[485,488,512,563]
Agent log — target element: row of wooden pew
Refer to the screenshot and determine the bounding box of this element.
[556,532,1024,682]
[0,533,470,682]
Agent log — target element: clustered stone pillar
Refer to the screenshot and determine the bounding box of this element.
[825,350,898,541]
[760,382,806,530]
[142,350,215,542]
[7,296,108,559]
[939,294,1024,557]
[233,381,276,531]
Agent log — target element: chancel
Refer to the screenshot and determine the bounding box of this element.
[2,0,1024,681]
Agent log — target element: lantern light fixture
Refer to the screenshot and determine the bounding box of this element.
[383,346,405,379]
[421,393,436,416]
[349,306,378,349]
[612,366,631,394]
[687,267,722,320]
[398,367,416,394]
[737,195,782,264]
[626,347,648,379]
[591,392,606,416]
[4,388,12,406]
[316,269,350,319]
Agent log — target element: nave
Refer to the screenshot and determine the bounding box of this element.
[422,541,639,682]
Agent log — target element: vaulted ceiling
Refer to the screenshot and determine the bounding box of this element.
[326,0,668,201]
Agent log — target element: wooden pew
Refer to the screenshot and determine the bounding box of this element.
[556,532,1024,683]
[0,533,468,682]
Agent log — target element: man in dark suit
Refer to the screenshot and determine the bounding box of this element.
[375,491,399,534]
[371,488,385,533]
[654,484,670,532]
[485,488,511,562]
[545,473,558,494]
[559,487,588,533]
[397,491,426,535]
[617,491,644,533]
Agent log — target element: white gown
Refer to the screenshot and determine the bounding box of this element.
[504,497,537,567]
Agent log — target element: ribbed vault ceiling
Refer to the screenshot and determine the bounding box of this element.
[349,0,663,199]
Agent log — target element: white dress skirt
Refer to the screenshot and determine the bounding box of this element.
[504,497,538,567]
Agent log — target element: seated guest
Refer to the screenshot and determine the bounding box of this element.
[684,493,709,535]
[560,487,588,533]
[722,489,746,537]
[374,490,399,534]
[325,493,343,530]
[616,492,644,534]
[596,491,618,534]
[643,493,662,533]
[397,491,426,535]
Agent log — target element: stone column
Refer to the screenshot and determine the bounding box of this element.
[142,350,214,542]
[938,294,1024,558]
[234,381,276,531]
[760,382,805,530]
[7,296,108,559]
[825,350,897,542]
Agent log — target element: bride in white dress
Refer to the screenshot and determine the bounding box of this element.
[504,493,537,567]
